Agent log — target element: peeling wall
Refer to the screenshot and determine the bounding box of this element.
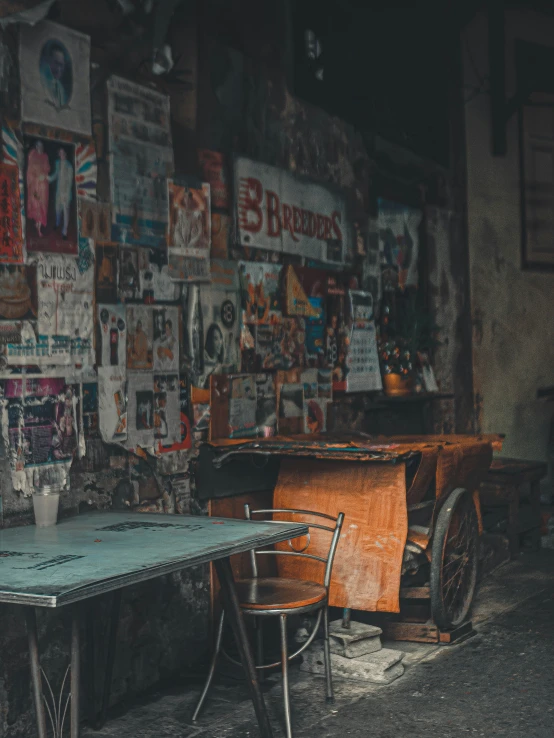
[464,10,554,470]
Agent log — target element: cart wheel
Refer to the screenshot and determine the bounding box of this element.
[430,487,479,630]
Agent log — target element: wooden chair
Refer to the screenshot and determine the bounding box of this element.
[193,505,345,738]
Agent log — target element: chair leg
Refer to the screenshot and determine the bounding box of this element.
[256,618,265,683]
[280,614,292,738]
[323,606,334,704]
[192,610,225,722]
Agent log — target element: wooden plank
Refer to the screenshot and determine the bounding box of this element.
[438,620,475,644]
[399,586,430,599]
[383,621,439,643]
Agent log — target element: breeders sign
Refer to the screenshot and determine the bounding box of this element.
[235,157,350,263]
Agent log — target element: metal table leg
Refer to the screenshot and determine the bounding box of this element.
[214,557,274,738]
[86,589,122,730]
[25,605,82,738]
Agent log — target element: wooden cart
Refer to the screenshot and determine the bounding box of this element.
[201,433,502,643]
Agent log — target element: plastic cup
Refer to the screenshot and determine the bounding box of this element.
[32,486,61,528]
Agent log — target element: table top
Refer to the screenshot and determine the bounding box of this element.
[0,512,308,608]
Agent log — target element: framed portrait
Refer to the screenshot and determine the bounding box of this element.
[20,21,91,136]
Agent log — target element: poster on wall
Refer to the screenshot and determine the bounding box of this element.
[343,290,382,393]
[96,304,127,367]
[19,21,91,136]
[235,156,351,263]
[210,212,230,259]
[79,199,111,242]
[24,136,78,255]
[126,371,155,448]
[126,305,153,371]
[107,76,173,249]
[156,374,191,455]
[153,306,180,372]
[198,150,229,211]
[1,377,80,494]
[377,199,421,290]
[36,254,94,365]
[97,366,127,443]
[167,179,210,282]
[239,261,282,324]
[153,373,181,446]
[0,164,24,264]
[95,245,118,303]
[187,262,240,389]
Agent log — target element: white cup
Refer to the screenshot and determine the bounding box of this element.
[32,485,61,528]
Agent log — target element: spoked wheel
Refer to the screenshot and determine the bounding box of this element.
[430,487,479,630]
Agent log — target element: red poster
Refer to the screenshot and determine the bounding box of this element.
[0,164,24,264]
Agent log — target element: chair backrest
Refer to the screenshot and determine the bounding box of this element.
[244,505,345,589]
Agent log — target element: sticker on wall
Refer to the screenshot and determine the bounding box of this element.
[167,179,210,282]
[107,76,173,249]
[19,21,92,136]
[126,305,153,371]
[96,304,126,367]
[0,163,24,264]
[24,136,78,255]
[97,366,127,443]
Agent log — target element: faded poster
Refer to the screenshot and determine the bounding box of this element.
[239,261,282,324]
[156,374,191,454]
[95,245,118,303]
[0,163,24,264]
[228,374,256,438]
[24,136,78,255]
[153,373,180,445]
[97,366,127,443]
[167,179,210,282]
[20,21,91,136]
[378,199,421,291]
[97,304,126,367]
[127,371,155,448]
[36,254,94,366]
[153,306,179,372]
[344,290,382,393]
[2,377,79,494]
[108,76,173,249]
[126,305,153,371]
[198,150,229,211]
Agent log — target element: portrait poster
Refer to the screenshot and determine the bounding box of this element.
[24,136,78,255]
[97,366,127,443]
[378,199,421,291]
[167,179,211,282]
[156,374,191,455]
[119,246,141,301]
[36,255,94,366]
[198,150,229,211]
[126,306,153,371]
[19,21,91,136]
[95,245,118,303]
[2,377,79,494]
[239,262,282,324]
[96,304,127,367]
[0,164,24,264]
[344,290,382,393]
[138,249,179,302]
[153,373,181,445]
[107,76,173,249]
[187,267,239,389]
[153,305,180,372]
[126,371,155,448]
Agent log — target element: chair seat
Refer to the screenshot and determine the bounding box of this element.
[235,577,327,611]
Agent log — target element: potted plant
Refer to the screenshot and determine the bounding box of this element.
[379,294,439,397]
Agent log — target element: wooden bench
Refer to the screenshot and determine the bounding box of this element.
[480,458,547,559]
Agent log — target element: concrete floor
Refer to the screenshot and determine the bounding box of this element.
[85,549,554,738]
